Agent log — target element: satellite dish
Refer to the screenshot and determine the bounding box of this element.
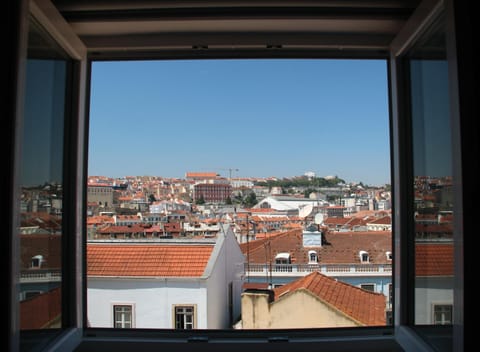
[314,213,324,225]
[299,204,313,218]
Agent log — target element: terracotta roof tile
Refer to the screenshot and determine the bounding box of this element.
[274,272,386,326]
[242,229,391,265]
[87,243,214,277]
[20,234,62,270]
[415,243,454,276]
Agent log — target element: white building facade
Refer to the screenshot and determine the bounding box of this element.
[87,225,245,329]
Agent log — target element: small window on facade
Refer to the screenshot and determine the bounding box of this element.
[31,255,44,268]
[175,306,195,329]
[113,305,133,328]
[433,304,453,325]
[386,251,392,260]
[360,283,375,292]
[359,250,369,263]
[275,252,291,264]
[24,290,42,300]
[308,250,318,263]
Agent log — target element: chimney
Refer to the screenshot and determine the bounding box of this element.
[241,289,274,329]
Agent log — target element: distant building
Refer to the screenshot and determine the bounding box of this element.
[325,205,346,218]
[254,196,326,215]
[366,215,392,232]
[193,181,232,203]
[185,172,219,181]
[87,183,113,208]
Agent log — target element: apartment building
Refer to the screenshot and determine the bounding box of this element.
[87,226,245,329]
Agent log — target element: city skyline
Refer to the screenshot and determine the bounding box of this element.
[88,59,391,186]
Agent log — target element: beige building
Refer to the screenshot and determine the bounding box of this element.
[87,183,113,208]
[239,272,386,329]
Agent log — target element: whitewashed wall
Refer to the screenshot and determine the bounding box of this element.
[204,226,245,328]
[414,277,454,324]
[87,278,208,328]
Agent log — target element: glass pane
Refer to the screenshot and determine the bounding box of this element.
[87,59,392,330]
[408,15,454,350]
[19,18,69,350]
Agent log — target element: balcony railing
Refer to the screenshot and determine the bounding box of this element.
[245,263,392,277]
[20,269,62,283]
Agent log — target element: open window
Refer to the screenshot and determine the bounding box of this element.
[6,0,470,351]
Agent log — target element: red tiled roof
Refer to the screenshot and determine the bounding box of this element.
[87,243,214,277]
[274,272,386,326]
[186,172,218,178]
[415,243,454,276]
[242,229,391,265]
[87,215,114,226]
[367,215,391,225]
[20,234,62,270]
[243,282,270,290]
[21,212,62,232]
[97,224,148,234]
[324,218,351,225]
[415,223,453,234]
[20,287,61,329]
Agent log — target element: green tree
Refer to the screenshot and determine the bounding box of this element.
[243,192,257,207]
[196,195,205,205]
[148,194,156,203]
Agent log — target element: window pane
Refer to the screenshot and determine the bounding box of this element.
[114,305,132,328]
[408,14,455,336]
[19,18,69,350]
[86,59,392,330]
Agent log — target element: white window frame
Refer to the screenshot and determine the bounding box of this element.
[308,250,318,263]
[386,251,392,261]
[173,305,196,330]
[432,303,453,325]
[112,303,135,329]
[359,250,369,263]
[31,255,44,268]
[360,283,376,292]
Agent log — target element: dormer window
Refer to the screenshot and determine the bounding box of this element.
[308,250,318,264]
[359,250,369,263]
[275,252,291,265]
[31,255,44,268]
[386,251,392,261]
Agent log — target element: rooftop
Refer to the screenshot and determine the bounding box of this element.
[274,271,386,326]
[87,242,214,277]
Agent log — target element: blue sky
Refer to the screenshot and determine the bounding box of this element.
[89,59,391,186]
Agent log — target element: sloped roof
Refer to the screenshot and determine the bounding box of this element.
[87,243,214,277]
[241,229,391,265]
[20,287,61,330]
[274,272,386,326]
[20,234,62,270]
[415,243,454,276]
[367,215,391,225]
[186,172,218,179]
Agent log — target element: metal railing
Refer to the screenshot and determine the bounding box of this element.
[20,269,62,283]
[245,263,392,276]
